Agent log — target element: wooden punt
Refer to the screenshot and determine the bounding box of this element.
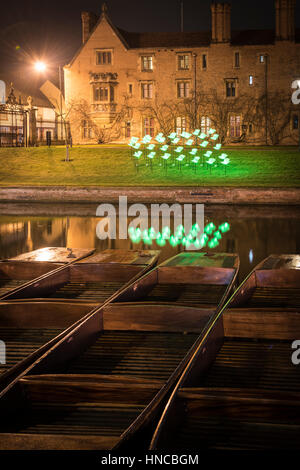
[0,247,95,300]
[0,252,239,450]
[3,249,160,304]
[150,254,300,451]
[0,249,160,390]
[0,301,95,391]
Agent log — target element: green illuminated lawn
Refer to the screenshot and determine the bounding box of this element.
[0,146,299,187]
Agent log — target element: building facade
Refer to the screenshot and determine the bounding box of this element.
[0,79,65,147]
[64,1,300,145]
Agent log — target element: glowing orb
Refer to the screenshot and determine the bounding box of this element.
[34,61,46,72]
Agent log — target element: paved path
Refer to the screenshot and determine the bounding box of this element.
[0,186,299,205]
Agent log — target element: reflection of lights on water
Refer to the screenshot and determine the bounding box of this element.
[1,223,24,234]
[128,222,231,249]
[249,249,254,263]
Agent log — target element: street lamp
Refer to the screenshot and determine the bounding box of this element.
[34,61,67,158]
[34,61,46,73]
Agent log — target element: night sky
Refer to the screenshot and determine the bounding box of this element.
[0,0,299,90]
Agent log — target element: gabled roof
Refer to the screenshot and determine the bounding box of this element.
[67,6,129,67]
[0,73,53,108]
[66,5,300,67]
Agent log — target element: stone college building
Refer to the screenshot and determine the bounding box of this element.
[64,1,300,145]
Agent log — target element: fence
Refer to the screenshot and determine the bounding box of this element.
[0,106,27,147]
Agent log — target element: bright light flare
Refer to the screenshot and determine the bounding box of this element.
[34,61,47,72]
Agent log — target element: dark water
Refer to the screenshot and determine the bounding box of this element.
[0,203,299,282]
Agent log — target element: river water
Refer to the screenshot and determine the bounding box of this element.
[0,202,299,283]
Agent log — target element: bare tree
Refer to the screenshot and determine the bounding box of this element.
[69,97,132,144]
[176,91,211,131]
[138,98,177,138]
[256,92,294,145]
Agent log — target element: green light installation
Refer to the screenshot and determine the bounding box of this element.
[128,127,231,174]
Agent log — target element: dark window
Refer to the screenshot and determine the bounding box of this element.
[125,121,131,138]
[249,123,253,133]
[82,120,92,139]
[177,81,190,98]
[202,54,207,69]
[230,115,241,137]
[128,84,133,95]
[96,51,112,65]
[110,86,114,102]
[293,114,299,130]
[235,52,240,68]
[94,86,114,102]
[226,81,236,97]
[141,83,153,99]
[143,117,154,137]
[94,86,109,101]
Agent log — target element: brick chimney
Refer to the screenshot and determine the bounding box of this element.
[211,3,231,43]
[81,11,99,44]
[275,0,296,41]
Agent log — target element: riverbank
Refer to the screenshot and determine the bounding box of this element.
[0,186,299,204]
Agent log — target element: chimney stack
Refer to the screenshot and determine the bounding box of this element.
[211,3,231,43]
[275,0,296,41]
[81,11,99,44]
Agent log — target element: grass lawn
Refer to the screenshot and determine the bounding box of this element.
[0,145,299,187]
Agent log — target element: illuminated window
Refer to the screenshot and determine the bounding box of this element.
[176,116,187,135]
[141,56,153,71]
[230,115,241,138]
[234,52,240,68]
[177,81,190,98]
[143,117,154,137]
[249,75,254,85]
[293,114,299,130]
[202,54,207,69]
[201,116,211,134]
[226,80,236,97]
[96,51,112,65]
[259,54,265,63]
[141,83,153,99]
[178,54,190,70]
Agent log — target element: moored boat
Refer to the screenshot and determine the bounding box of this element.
[3,249,160,303]
[0,251,239,450]
[0,300,95,391]
[150,254,300,451]
[0,249,160,390]
[0,247,95,300]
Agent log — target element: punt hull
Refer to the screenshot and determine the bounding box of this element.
[0,252,239,450]
[150,254,300,451]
